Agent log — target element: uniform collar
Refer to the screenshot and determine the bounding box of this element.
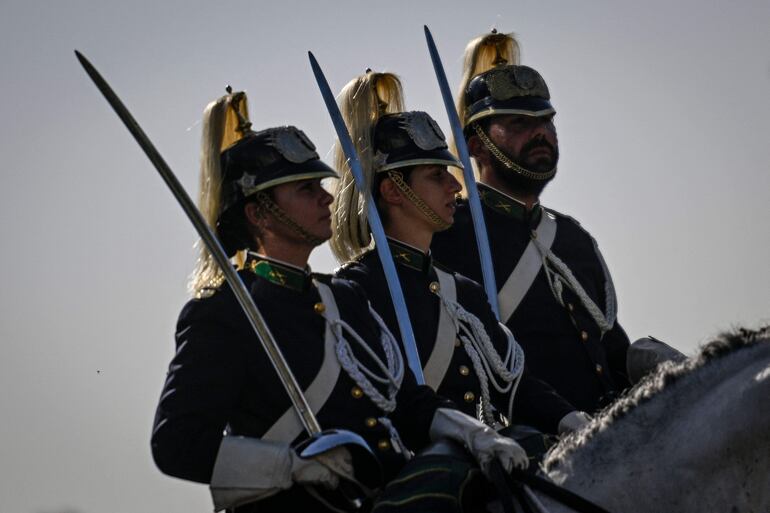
[245,252,312,292]
[478,183,543,228]
[387,237,433,274]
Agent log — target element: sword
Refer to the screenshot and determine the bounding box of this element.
[308,51,426,385]
[424,26,501,319]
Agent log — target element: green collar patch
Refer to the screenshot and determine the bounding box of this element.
[478,183,542,227]
[388,238,433,274]
[246,253,311,292]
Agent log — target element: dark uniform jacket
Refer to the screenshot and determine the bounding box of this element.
[432,185,631,414]
[337,239,574,434]
[151,254,450,513]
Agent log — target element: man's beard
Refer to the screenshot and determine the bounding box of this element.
[492,138,559,196]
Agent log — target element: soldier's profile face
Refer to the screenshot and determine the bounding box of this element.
[487,114,559,172]
[270,178,334,243]
[402,164,461,231]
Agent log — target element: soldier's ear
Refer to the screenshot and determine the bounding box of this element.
[378,177,403,206]
[244,201,267,231]
[467,135,489,164]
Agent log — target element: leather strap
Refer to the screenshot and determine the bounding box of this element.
[423,268,458,389]
[263,281,342,442]
[498,212,557,323]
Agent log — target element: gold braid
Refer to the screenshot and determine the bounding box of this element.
[473,123,556,181]
[387,170,451,230]
[253,191,326,246]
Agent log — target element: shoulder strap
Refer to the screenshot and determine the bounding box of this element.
[263,281,342,442]
[422,267,458,389]
[498,211,558,323]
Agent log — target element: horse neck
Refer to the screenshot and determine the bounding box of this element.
[542,341,770,512]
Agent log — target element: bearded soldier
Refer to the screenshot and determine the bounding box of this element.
[151,89,527,513]
[432,32,631,415]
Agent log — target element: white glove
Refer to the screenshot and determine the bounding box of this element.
[292,445,353,489]
[210,436,352,511]
[429,408,528,475]
[558,411,591,436]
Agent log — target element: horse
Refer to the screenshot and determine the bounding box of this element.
[527,326,770,513]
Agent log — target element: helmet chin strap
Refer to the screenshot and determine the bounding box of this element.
[254,191,326,246]
[387,170,451,231]
[472,123,556,181]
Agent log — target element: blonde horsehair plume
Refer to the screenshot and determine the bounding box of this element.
[330,71,405,263]
[190,89,251,298]
[451,30,521,194]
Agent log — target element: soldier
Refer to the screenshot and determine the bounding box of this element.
[432,31,631,415]
[330,70,584,437]
[151,90,527,513]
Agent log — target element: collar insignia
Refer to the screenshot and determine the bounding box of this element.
[246,253,311,292]
[388,238,432,273]
[479,184,542,227]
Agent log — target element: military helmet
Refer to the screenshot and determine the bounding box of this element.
[372,111,461,173]
[218,126,338,219]
[464,64,555,126]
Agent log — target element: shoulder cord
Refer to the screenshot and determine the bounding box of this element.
[322,305,404,412]
[435,292,525,425]
[531,235,617,335]
[325,305,412,456]
[498,323,525,423]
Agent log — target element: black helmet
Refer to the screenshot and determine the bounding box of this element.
[372,111,462,173]
[464,65,555,127]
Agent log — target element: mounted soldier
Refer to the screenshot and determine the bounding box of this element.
[432,31,631,414]
[329,70,585,442]
[149,89,528,512]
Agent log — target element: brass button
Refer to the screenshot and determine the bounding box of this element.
[595,364,603,375]
[351,386,364,399]
[454,339,461,348]
[429,281,440,293]
[567,303,575,313]
[377,439,391,451]
[365,417,378,428]
[580,330,589,342]
[459,365,470,376]
[463,391,476,403]
[314,302,326,314]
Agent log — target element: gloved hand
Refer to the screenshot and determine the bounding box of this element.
[291,445,353,489]
[210,436,352,511]
[558,410,592,436]
[429,408,528,475]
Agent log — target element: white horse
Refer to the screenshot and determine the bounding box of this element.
[531,326,770,513]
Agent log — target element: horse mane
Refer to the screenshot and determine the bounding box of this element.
[543,325,770,471]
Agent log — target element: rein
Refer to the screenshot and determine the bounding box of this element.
[507,469,613,513]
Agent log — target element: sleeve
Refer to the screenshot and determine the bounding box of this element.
[511,366,575,434]
[603,321,631,390]
[151,299,248,483]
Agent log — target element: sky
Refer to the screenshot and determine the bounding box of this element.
[0,1,768,511]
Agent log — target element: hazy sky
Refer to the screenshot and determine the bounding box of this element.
[1,1,768,511]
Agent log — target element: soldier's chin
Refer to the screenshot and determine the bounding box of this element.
[526,155,557,173]
[495,161,556,196]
